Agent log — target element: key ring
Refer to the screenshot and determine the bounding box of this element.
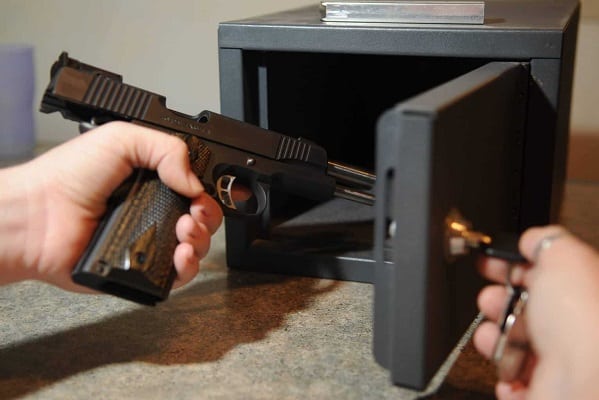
[532,232,566,263]
[492,277,531,382]
[492,231,566,381]
[443,211,567,382]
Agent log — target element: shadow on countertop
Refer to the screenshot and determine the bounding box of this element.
[0,269,339,399]
[1,181,594,399]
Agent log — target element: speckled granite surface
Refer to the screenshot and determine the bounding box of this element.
[0,182,597,400]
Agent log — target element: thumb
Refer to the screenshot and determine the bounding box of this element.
[107,122,204,198]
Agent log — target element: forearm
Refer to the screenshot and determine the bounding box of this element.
[0,164,36,284]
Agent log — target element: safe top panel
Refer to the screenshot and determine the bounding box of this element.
[218,0,578,59]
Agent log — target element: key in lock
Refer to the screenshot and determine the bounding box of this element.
[444,209,532,383]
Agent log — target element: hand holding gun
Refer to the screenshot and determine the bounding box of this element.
[40,52,375,305]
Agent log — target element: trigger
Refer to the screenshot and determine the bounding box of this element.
[216,175,237,210]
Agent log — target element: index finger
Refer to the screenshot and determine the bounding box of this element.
[519,225,570,264]
[477,255,511,283]
[477,255,529,286]
[519,225,599,276]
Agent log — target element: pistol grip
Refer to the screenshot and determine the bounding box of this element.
[72,169,188,305]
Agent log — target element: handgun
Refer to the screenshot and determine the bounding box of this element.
[40,52,375,305]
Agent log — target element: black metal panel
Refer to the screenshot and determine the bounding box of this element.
[374,62,529,388]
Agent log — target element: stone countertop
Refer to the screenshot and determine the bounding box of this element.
[0,181,597,400]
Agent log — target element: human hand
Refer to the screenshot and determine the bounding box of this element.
[0,121,223,292]
[474,225,599,400]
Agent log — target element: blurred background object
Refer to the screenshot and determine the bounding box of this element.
[0,44,35,160]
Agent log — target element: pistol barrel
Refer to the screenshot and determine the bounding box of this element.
[334,185,375,205]
[327,160,376,188]
[327,161,376,205]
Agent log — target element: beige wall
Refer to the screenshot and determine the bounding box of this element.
[580,0,599,18]
[0,0,315,142]
[571,17,599,134]
[1,1,597,144]
[568,0,599,182]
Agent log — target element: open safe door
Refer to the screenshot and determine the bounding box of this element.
[373,62,529,389]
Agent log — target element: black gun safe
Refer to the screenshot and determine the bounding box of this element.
[217,0,579,389]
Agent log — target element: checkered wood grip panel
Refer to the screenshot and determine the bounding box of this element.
[72,139,211,304]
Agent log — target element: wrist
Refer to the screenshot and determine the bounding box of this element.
[0,163,39,283]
